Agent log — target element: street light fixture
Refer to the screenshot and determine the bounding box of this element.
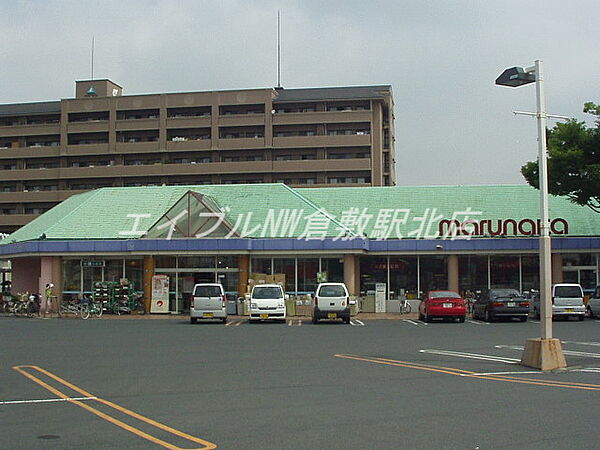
[495,60,566,371]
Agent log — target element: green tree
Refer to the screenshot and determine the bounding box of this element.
[521,102,600,212]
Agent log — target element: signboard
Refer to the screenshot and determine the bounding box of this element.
[375,283,386,313]
[81,260,105,267]
[151,274,170,313]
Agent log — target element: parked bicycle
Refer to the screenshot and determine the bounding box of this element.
[59,298,87,319]
[80,295,103,320]
[399,297,412,314]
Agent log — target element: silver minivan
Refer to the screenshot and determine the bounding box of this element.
[312,282,352,324]
[249,284,287,322]
[532,283,585,321]
[190,283,227,324]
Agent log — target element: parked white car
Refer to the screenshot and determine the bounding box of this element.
[312,282,353,324]
[531,283,585,321]
[190,283,227,324]
[587,286,600,318]
[249,284,287,322]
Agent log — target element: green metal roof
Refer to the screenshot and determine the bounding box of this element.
[2,184,599,244]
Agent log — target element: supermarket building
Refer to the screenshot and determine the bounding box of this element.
[1,183,599,312]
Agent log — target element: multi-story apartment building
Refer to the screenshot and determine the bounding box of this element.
[0,79,395,233]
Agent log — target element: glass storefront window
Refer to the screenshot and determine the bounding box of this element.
[217,256,237,269]
[218,271,239,294]
[105,259,123,283]
[273,258,295,292]
[125,259,143,292]
[63,259,81,293]
[563,253,595,267]
[155,256,176,269]
[298,258,319,293]
[359,257,387,296]
[320,258,344,283]
[251,258,272,275]
[521,256,539,292]
[389,257,417,300]
[458,255,488,294]
[490,256,520,289]
[178,256,215,269]
[419,256,447,293]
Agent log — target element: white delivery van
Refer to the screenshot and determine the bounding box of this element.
[190,283,227,324]
[249,284,286,322]
[312,282,352,324]
[532,283,585,321]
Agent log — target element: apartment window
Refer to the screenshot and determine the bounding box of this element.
[328,176,371,184]
[219,126,264,139]
[1,163,18,170]
[117,130,159,143]
[68,111,109,122]
[25,135,61,147]
[117,109,159,120]
[1,208,18,214]
[297,178,316,185]
[25,160,59,169]
[167,128,210,141]
[25,207,49,214]
[1,185,16,192]
[68,132,109,145]
[167,106,211,118]
[219,104,265,115]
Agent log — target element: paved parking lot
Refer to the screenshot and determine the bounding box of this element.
[2,314,600,449]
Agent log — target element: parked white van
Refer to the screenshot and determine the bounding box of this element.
[249,284,287,322]
[312,282,352,324]
[532,283,585,321]
[190,283,227,324]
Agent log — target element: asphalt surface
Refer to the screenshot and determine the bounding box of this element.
[1,314,600,449]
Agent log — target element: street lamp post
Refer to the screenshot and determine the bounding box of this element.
[496,60,566,370]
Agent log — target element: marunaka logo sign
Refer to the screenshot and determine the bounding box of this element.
[438,218,569,237]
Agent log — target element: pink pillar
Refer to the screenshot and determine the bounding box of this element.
[39,257,54,296]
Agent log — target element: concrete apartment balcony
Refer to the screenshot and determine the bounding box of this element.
[0,190,83,203]
[0,146,60,159]
[217,114,265,127]
[0,214,38,228]
[217,137,266,150]
[66,121,110,133]
[64,144,110,156]
[272,158,371,173]
[115,118,160,131]
[0,123,60,137]
[165,140,212,151]
[166,116,211,129]
[272,134,371,148]
[272,110,372,125]
[162,160,272,175]
[0,167,60,181]
[115,141,161,154]
[292,182,372,189]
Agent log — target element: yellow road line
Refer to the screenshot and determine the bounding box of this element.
[334,354,600,391]
[13,365,217,449]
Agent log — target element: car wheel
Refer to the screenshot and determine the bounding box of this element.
[534,308,540,320]
[578,314,585,321]
[458,316,465,323]
[344,316,351,324]
[222,317,227,324]
[485,309,493,322]
[587,306,595,319]
[520,316,527,322]
[424,312,431,323]
[418,311,424,321]
[190,317,197,324]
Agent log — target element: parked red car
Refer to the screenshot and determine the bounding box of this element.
[418,290,466,323]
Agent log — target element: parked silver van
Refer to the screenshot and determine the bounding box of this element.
[190,283,227,324]
[531,283,585,321]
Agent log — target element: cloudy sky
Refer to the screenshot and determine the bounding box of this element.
[1,0,597,185]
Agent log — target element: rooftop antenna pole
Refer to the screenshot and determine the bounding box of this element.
[90,36,95,79]
[277,10,281,88]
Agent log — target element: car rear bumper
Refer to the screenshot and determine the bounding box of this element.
[190,309,227,319]
[427,306,466,317]
[314,306,350,319]
[552,305,585,316]
[489,307,529,317]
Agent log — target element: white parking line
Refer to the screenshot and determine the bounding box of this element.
[467,320,489,325]
[298,320,302,326]
[420,349,520,364]
[530,320,540,323]
[403,319,423,327]
[561,341,600,347]
[350,319,365,326]
[234,320,243,327]
[287,320,292,326]
[0,396,97,405]
[495,345,600,359]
